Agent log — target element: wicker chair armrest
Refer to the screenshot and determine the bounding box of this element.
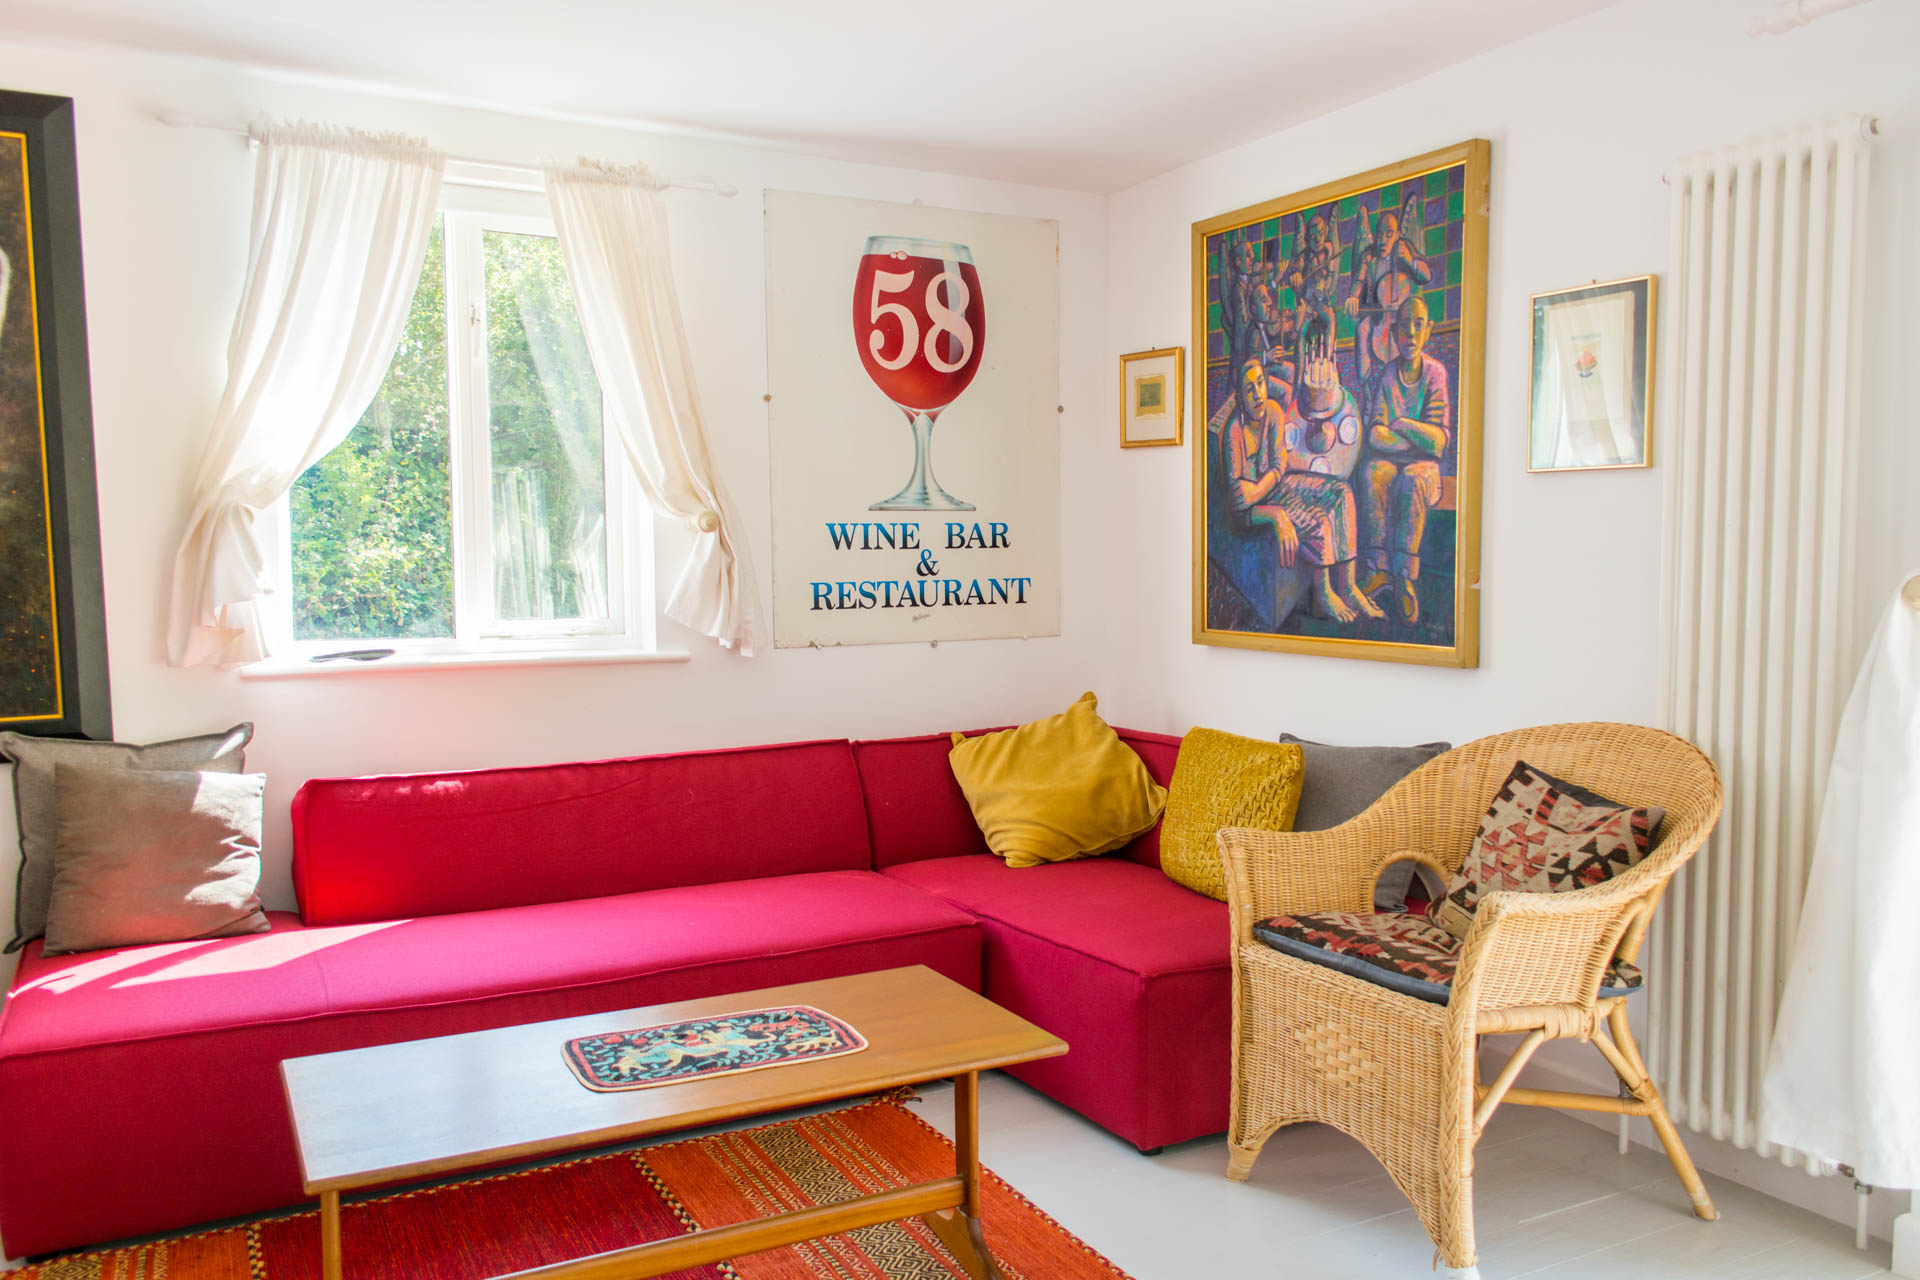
[1450,877,1651,1019]
[1217,821,1432,941]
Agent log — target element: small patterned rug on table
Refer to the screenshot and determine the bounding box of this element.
[561,1005,868,1092]
[22,1094,1132,1279]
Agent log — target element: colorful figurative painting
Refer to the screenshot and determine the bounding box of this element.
[1191,140,1487,668]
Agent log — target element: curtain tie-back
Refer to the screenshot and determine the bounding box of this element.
[689,510,721,533]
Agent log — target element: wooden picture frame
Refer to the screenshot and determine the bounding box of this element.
[1191,139,1487,668]
[1119,346,1183,447]
[0,91,109,739]
[1528,274,1656,472]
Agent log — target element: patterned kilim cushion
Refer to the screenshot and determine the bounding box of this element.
[1251,910,1644,1005]
[562,1005,867,1093]
[1430,760,1665,942]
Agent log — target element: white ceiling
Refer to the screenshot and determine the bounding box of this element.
[7,0,1615,192]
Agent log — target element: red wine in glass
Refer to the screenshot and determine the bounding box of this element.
[852,235,986,510]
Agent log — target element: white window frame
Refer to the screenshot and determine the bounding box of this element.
[263,169,659,667]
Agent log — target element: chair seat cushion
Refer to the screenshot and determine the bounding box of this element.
[1251,909,1643,1005]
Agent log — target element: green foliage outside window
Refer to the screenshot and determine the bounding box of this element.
[290,222,454,640]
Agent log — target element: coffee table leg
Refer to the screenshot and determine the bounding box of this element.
[922,1071,1004,1280]
[320,1189,342,1280]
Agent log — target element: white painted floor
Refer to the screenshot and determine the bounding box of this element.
[26,1069,1893,1279]
[916,1072,1895,1280]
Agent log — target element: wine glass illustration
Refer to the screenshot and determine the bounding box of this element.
[852,235,986,510]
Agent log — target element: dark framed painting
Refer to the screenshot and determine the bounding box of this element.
[1191,139,1488,668]
[0,91,109,739]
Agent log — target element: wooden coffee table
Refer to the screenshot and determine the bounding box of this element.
[280,965,1066,1280]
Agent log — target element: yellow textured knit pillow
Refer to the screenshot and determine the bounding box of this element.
[948,692,1168,869]
[1159,729,1305,900]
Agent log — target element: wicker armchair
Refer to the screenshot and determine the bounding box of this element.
[1218,723,1722,1279]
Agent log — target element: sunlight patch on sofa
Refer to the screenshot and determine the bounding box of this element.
[110,921,406,986]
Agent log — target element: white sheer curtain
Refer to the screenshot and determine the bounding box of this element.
[544,160,760,656]
[167,121,444,666]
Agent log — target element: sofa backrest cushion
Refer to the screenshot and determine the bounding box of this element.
[853,733,991,869]
[1113,729,1182,868]
[292,740,871,926]
[854,726,1182,870]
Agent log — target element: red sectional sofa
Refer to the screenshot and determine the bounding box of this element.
[0,726,1226,1258]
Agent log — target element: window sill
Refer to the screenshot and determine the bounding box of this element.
[238,646,692,679]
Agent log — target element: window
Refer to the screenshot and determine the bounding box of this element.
[282,185,647,659]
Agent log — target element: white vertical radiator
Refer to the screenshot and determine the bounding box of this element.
[1651,115,1872,1168]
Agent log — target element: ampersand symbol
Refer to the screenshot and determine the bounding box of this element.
[915,549,939,577]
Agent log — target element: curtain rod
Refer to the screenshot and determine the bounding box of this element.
[154,111,740,198]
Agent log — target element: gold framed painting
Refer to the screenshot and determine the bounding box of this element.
[1528,274,1656,472]
[1119,346,1183,447]
[1191,139,1487,668]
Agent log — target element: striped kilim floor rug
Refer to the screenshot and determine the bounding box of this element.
[21,1095,1132,1279]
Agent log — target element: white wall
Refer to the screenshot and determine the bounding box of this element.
[0,37,1115,965]
[1097,0,1919,1242]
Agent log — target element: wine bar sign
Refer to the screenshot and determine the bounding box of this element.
[764,191,1060,648]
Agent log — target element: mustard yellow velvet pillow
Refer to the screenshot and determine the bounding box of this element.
[948,692,1168,869]
[1159,728,1305,901]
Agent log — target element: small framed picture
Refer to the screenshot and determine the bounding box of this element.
[1120,346,1184,448]
[1528,275,1656,472]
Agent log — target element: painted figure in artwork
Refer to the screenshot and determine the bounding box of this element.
[1219,358,1378,624]
[1223,234,1271,366]
[1254,285,1299,383]
[1280,210,1342,368]
[1360,296,1451,624]
[1346,195,1430,385]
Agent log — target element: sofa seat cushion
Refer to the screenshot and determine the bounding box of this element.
[882,854,1228,1150]
[0,870,981,1257]
[0,871,977,1059]
[882,852,1224,979]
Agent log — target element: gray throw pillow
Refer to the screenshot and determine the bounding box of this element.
[42,766,270,956]
[1278,735,1451,909]
[0,723,252,951]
